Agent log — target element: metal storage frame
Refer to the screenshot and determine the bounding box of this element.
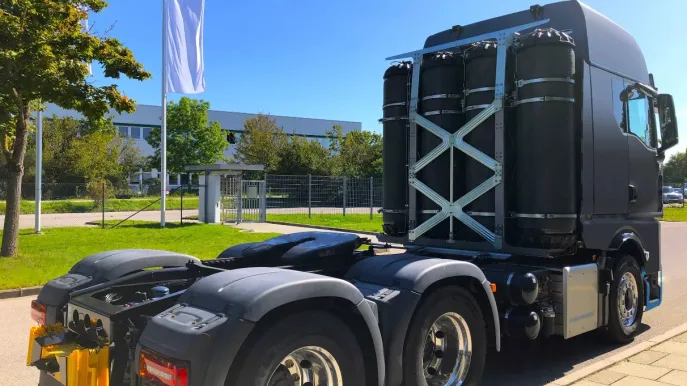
[386,19,550,249]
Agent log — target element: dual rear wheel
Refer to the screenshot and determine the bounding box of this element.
[227,286,487,386]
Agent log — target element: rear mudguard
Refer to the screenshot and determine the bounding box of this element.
[37,249,199,322]
[136,267,386,386]
[345,253,500,386]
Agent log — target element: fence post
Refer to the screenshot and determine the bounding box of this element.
[260,180,267,222]
[343,177,347,216]
[370,176,374,220]
[101,181,105,229]
[308,174,312,219]
[180,184,184,225]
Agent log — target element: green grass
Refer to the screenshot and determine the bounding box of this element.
[0,222,279,290]
[662,206,687,222]
[267,213,382,233]
[0,197,199,215]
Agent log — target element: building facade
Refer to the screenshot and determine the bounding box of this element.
[44,103,361,189]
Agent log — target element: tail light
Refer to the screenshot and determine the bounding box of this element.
[139,348,189,386]
[31,300,46,325]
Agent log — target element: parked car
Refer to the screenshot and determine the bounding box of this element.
[663,186,684,204]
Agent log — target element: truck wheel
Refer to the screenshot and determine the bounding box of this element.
[227,310,368,386]
[402,286,487,386]
[606,255,644,344]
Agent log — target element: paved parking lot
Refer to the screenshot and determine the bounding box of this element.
[2,221,686,385]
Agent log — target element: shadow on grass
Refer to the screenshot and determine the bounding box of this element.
[82,220,202,230]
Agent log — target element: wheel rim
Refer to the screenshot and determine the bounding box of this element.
[422,312,473,386]
[267,346,343,386]
[617,272,640,332]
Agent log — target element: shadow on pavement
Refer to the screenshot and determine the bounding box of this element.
[482,323,651,385]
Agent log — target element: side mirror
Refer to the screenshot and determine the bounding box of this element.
[658,94,679,153]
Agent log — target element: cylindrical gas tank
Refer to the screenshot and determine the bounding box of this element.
[382,61,412,237]
[511,28,577,249]
[417,51,465,240]
[463,41,498,241]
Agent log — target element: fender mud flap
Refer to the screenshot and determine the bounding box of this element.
[138,267,385,386]
[346,253,501,386]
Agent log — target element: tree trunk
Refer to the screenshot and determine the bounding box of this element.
[1,170,23,256]
[1,104,30,257]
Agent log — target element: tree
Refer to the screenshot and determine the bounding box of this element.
[71,122,143,202]
[146,97,227,174]
[234,114,288,173]
[327,126,383,177]
[0,1,150,256]
[276,135,333,176]
[663,151,687,185]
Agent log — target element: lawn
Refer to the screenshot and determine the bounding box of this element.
[662,206,687,222]
[0,222,279,290]
[267,213,383,233]
[0,197,199,215]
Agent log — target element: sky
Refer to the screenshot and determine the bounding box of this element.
[86,0,687,158]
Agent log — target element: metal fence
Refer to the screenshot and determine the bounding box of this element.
[264,174,383,218]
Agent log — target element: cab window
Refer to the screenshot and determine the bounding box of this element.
[626,88,655,148]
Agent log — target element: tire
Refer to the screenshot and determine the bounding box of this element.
[226,310,369,386]
[402,286,487,386]
[606,255,644,344]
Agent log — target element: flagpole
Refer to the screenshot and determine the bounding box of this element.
[35,108,42,234]
[161,0,168,227]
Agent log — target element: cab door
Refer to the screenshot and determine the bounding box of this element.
[623,84,662,214]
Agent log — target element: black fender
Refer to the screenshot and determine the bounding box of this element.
[137,267,385,386]
[37,249,199,310]
[581,218,660,274]
[345,254,501,386]
[610,230,648,263]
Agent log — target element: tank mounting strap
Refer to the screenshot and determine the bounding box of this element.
[382,102,407,109]
[423,109,463,116]
[465,86,496,96]
[517,77,575,88]
[465,104,493,111]
[508,212,578,219]
[379,116,409,122]
[513,96,575,105]
[466,211,495,217]
[421,93,462,101]
[380,209,407,214]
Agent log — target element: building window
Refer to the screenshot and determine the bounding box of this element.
[227,132,238,144]
[118,126,129,137]
[142,127,152,140]
[130,126,141,139]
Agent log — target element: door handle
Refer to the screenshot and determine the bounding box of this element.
[629,185,638,203]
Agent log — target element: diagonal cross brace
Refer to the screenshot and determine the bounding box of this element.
[408,100,502,243]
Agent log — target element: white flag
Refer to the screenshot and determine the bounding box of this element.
[165,0,206,94]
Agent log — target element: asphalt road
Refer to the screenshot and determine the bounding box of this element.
[1,222,686,386]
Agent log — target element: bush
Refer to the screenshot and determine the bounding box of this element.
[87,180,116,207]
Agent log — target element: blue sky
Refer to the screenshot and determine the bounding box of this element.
[87,0,686,158]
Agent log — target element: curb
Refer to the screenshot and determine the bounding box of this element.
[0,286,42,300]
[265,221,380,236]
[547,321,687,385]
